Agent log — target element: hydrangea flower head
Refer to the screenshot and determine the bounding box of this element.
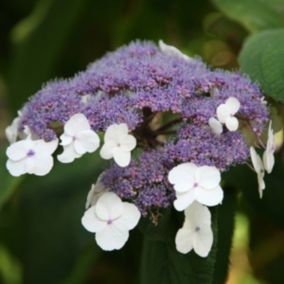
[5,40,273,255]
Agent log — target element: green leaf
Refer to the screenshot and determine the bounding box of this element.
[139,190,236,284]
[239,29,284,102]
[212,0,284,32]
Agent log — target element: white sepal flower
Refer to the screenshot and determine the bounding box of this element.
[100,123,136,167]
[85,173,108,209]
[250,147,265,198]
[81,192,141,251]
[216,97,240,131]
[159,40,192,62]
[5,117,20,144]
[57,113,100,163]
[6,138,58,176]
[175,202,213,257]
[263,121,275,174]
[168,162,223,211]
[208,117,223,135]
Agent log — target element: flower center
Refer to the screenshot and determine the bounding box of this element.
[27,149,35,157]
[195,226,201,232]
[107,219,113,225]
[193,182,198,188]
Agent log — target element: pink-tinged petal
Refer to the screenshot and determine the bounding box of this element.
[75,130,100,154]
[114,202,141,231]
[195,185,224,206]
[81,206,107,233]
[95,225,129,251]
[175,228,193,254]
[6,159,27,176]
[64,113,91,135]
[6,140,32,161]
[208,118,223,135]
[104,124,128,142]
[112,148,131,167]
[168,163,196,193]
[216,104,230,123]
[174,190,195,211]
[95,192,124,221]
[225,116,239,131]
[225,97,240,114]
[196,166,221,190]
[192,225,213,257]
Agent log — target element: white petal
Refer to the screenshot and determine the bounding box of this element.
[184,202,211,227]
[216,104,230,123]
[263,149,275,174]
[64,113,91,135]
[193,225,213,257]
[195,185,224,206]
[175,228,193,254]
[196,166,221,190]
[6,140,32,161]
[225,97,240,114]
[104,124,129,142]
[95,225,129,251]
[95,192,124,221]
[208,118,223,135]
[6,159,27,176]
[114,202,141,231]
[100,141,116,160]
[174,190,195,211]
[74,130,100,154]
[81,206,107,233]
[57,144,81,163]
[225,116,239,131]
[34,139,58,155]
[257,172,265,199]
[119,134,137,151]
[159,40,192,61]
[5,117,20,144]
[250,147,264,174]
[112,148,131,167]
[29,154,54,176]
[168,163,197,193]
[60,134,73,146]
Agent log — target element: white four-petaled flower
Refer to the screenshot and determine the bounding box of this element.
[81,192,141,251]
[209,97,240,134]
[100,123,136,167]
[159,40,192,62]
[6,138,58,176]
[175,202,213,257]
[57,113,100,163]
[168,162,223,211]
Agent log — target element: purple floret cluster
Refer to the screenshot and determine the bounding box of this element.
[17,41,269,216]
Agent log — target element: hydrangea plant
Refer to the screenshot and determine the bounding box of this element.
[5,41,276,259]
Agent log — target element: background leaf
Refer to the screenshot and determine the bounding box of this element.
[212,0,284,32]
[239,29,284,102]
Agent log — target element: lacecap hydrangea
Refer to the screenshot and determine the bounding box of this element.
[5,40,275,255]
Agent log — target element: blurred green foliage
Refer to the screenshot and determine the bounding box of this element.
[1,0,284,283]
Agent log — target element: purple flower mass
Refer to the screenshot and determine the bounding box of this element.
[17,41,269,217]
